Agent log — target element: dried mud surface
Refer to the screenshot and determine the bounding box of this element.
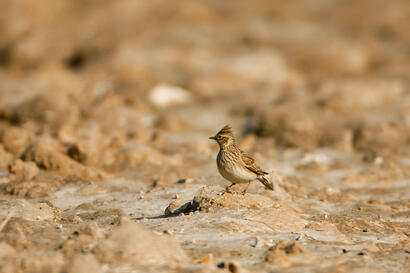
[0,0,409,272]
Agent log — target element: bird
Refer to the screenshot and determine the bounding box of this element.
[209,125,274,194]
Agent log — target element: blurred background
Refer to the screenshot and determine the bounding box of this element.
[0,0,409,182]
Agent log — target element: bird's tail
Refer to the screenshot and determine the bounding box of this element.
[257,175,274,191]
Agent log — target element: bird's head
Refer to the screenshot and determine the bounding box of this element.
[209,125,235,148]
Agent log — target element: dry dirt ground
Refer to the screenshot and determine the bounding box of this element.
[0,0,409,272]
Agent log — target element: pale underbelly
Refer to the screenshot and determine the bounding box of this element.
[217,163,257,184]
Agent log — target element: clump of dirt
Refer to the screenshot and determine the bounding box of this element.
[94,218,187,268]
[63,254,102,273]
[22,141,101,180]
[8,159,39,181]
[1,127,34,158]
[266,240,316,267]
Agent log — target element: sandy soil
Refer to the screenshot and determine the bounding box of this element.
[0,0,409,272]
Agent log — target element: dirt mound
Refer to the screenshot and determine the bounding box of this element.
[22,141,100,180]
[192,186,276,212]
[8,159,39,181]
[94,218,187,268]
[63,254,102,273]
[0,200,60,221]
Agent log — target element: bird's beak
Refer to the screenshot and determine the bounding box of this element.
[209,136,216,140]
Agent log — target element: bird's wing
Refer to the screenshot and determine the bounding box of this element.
[241,152,268,176]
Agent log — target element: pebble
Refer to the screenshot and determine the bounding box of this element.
[251,237,259,248]
[163,229,174,235]
[149,84,192,108]
[374,156,384,165]
[165,200,191,216]
[228,262,240,273]
[176,178,194,184]
[295,234,304,241]
[217,262,225,268]
[200,253,213,264]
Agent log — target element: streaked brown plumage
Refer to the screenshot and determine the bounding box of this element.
[209,125,274,194]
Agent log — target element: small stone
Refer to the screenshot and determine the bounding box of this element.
[200,253,213,264]
[57,224,63,229]
[185,178,195,183]
[149,84,192,108]
[374,156,384,165]
[73,216,83,223]
[228,262,240,273]
[251,237,260,248]
[217,262,225,268]
[176,178,194,184]
[363,228,368,232]
[163,229,174,235]
[164,200,191,216]
[357,251,365,256]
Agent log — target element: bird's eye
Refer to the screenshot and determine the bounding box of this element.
[217,135,222,139]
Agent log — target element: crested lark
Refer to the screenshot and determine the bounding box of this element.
[209,125,274,194]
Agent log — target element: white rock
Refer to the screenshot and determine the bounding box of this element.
[374,156,384,166]
[149,84,192,108]
[300,153,332,166]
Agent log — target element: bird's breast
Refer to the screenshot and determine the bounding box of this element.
[216,150,256,183]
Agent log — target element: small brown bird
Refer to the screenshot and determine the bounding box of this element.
[209,125,274,194]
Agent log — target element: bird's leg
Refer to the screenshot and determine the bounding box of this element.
[242,181,252,195]
[222,183,235,195]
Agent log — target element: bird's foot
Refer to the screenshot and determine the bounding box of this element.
[219,184,238,195]
[221,188,233,195]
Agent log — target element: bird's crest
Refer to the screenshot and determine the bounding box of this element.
[217,125,232,136]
